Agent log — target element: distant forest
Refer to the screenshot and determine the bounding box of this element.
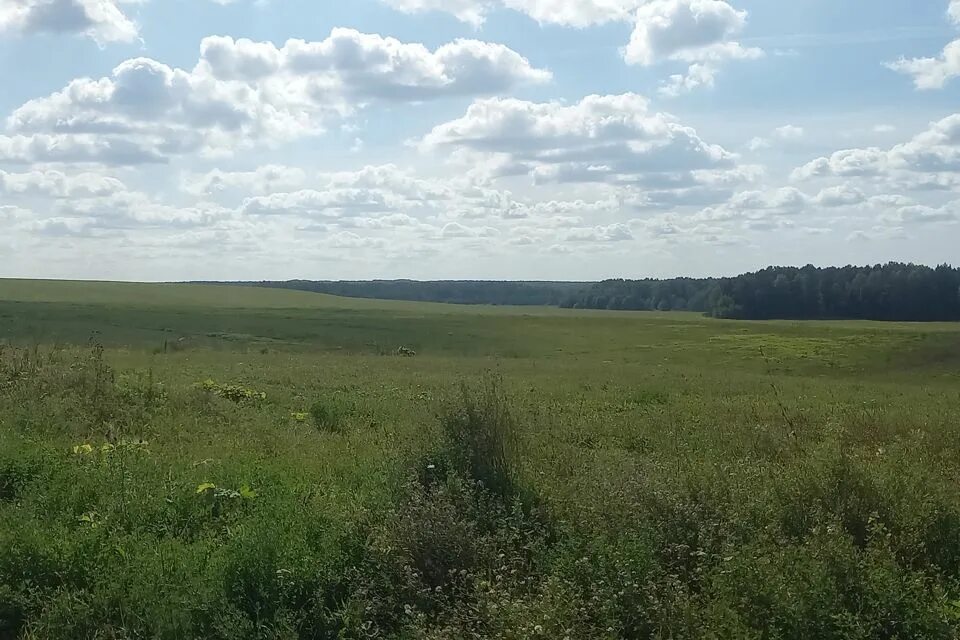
[230,280,584,306]
[566,263,960,321]
[227,263,960,321]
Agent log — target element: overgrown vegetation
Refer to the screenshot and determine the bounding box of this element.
[2,280,960,638]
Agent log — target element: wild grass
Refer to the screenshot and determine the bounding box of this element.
[1,281,960,638]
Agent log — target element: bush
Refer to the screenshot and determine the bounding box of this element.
[309,397,346,433]
[0,447,42,503]
[439,378,517,500]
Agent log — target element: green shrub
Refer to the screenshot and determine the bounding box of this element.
[439,378,517,500]
[197,379,266,404]
[309,397,346,432]
[0,449,42,503]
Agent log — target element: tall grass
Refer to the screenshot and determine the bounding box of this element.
[438,377,518,500]
[2,285,960,638]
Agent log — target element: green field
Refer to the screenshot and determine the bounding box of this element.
[2,279,960,639]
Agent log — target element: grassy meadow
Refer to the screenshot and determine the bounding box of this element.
[2,279,960,639]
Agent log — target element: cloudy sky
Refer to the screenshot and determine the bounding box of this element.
[1,0,959,281]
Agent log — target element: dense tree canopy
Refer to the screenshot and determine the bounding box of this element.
[559,278,718,312]
[712,263,960,321]
[564,263,960,321]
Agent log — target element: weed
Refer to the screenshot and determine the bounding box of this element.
[197,379,267,403]
[439,377,518,500]
[309,396,347,432]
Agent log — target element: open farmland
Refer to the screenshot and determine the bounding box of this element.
[2,279,960,639]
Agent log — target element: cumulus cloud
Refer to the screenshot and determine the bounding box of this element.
[55,190,231,228]
[11,189,233,240]
[3,29,550,164]
[625,0,746,65]
[880,201,960,226]
[887,40,960,90]
[0,0,140,43]
[887,2,960,89]
[421,93,739,196]
[792,113,960,182]
[201,31,550,99]
[181,165,308,196]
[681,182,875,239]
[380,0,759,94]
[814,184,866,207]
[792,148,890,181]
[233,165,476,223]
[563,223,633,242]
[0,133,165,165]
[0,169,126,197]
[624,0,762,95]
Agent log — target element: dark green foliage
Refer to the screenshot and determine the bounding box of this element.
[562,262,960,321]
[198,379,267,403]
[228,279,586,306]
[309,397,346,433]
[562,276,720,312]
[438,379,517,500]
[713,263,960,320]
[0,449,41,503]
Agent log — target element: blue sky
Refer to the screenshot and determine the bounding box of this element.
[1,0,959,281]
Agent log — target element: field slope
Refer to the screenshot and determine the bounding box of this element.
[1,280,960,638]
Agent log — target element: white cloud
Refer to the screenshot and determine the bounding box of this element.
[11,189,233,238]
[882,201,960,225]
[381,0,759,95]
[624,0,762,95]
[421,93,738,194]
[813,184,866,207]
[0,169,126,197]
[773,124,804,141]
[380,0,640,27]
[54,190,231,228]
[241,188,399,218]
[502,0,640,26]
[181,165,308,196]
[379,0,491,26]
[0,133,166,165]
[746,124,804,152]
[3,29,550,164]
[887,40,960,90]
[563,223,633,242]
[0,0,140,43]
[792,113,960,181]
[624,0,747,65]
[887,2,960,90]
[728,187,808,214]
[791,147,890,180]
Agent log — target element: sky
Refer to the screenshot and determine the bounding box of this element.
[0,0,959,281]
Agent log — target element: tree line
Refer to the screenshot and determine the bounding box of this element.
[563,263,960,321]
[218,263,960,321]
[226,280,584,306]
